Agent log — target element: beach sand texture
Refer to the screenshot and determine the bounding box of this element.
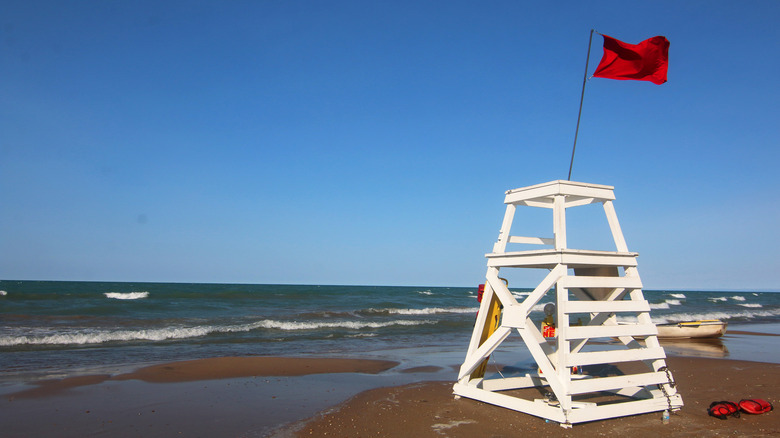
[3,355,778,437]
[282,356,780,437]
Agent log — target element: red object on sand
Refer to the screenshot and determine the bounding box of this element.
[708,401,740,419]
[739,399,774,414]
[593,34,670,85]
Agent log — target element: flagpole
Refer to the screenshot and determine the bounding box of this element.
[568,29,596,181]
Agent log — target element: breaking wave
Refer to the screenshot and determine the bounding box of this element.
[0,318,436,347]
[104,292,149,300]
[363,307,475,316]
[256,319,435,330]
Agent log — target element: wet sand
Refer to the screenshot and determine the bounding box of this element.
[5,356,399,399]
[2,355,778,437]
[2,357,400,437]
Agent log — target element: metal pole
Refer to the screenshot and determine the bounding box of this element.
[568,29,596,181]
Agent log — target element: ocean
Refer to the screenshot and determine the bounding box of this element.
[2,280,780,388]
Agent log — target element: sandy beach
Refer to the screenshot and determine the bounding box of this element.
[281,356,780,437]
[3,352,778,437]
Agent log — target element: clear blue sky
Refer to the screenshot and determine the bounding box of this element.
[2,1,778,290]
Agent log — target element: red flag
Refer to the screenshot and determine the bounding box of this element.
[592,34,669,85]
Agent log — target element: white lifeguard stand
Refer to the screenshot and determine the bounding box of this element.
[453,180,683,427]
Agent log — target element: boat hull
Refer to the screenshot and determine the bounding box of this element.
[656,320,727,339]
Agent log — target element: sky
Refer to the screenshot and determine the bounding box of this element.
[1,1,778,290]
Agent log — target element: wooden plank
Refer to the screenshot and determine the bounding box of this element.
[553,195,566,249]
[501,304,525,328]
[519,199,554,208]
[603,200,629,252]
[558,275,642,290]
[567,347,667,367]
[481,375,545,391]
[508,236,555,245]
[564,323,658,340]
[504,180,615,205]
[492,204,516,253]
[486,249,639,269]
[457,327,512,380]
[566,396,682,424]
[452,383,568,423]
[518,319,566,400]
[486,271,518,307]
[517,264,566,317]
[564,197,599,208]
[567,371,670,395]
[563,300,650,314]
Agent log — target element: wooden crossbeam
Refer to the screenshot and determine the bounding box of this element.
[567,371,670,395]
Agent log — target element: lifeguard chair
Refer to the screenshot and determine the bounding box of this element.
[453,180,683,427]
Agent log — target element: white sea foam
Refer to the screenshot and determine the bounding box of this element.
[387,307,475,315]
[255,319,435,331]
[708,297,728,302]
[0,290,7,296]
[346,333,378,338]
[0,318,437,347]
[665,299,682,306]
[0,326,218,346]
[669,293,686,299]
[104,292,149,300]
[417,290,434,295]
[738,303,763,308]
[650,302,670,309]
[367,307,475,315]
[731,295,746,301]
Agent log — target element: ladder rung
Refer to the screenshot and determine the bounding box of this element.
[564,324,657,340]
[558,276,642,290]
[564,300,650,314]
[567,347,667,367]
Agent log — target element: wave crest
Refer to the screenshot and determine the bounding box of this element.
[0,318,436,347]
[362,307,475,316]
[104,292,149,300]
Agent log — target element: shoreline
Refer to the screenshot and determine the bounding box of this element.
[5,356,400,399]
[4,330,780,437]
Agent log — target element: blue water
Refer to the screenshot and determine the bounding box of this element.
[1,281,779,385]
